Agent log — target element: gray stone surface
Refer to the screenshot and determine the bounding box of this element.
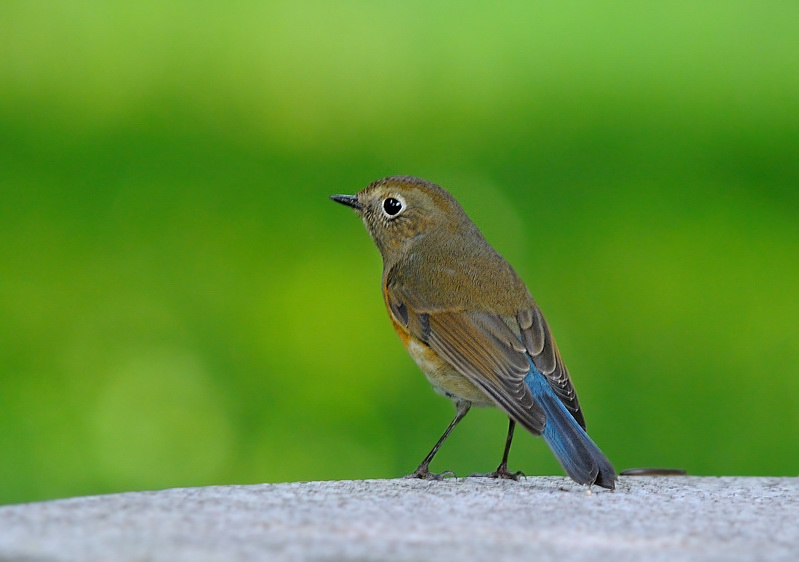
[0,476,796,561]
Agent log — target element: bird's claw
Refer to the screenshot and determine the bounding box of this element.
[405,466,457,480]
[469,465,525,481]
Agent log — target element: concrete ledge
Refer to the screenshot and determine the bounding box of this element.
[0,476,796,561]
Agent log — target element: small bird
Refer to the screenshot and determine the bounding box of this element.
[331,175,616,489]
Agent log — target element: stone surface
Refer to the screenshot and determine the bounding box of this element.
[0,476,796,561]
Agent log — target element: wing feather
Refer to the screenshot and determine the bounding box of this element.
[517,308,586,429]
[414,307,545,435]
[386,266,585,433]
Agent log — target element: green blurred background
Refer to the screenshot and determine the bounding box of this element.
[2,1,798,505]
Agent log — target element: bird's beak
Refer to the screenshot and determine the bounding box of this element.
[330,194,363,210]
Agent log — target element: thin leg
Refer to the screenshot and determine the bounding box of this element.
[470,418,525,480]
[406,401,471,480]
[495,418,525,479]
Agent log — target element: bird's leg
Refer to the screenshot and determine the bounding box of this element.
[470,418,525,480]
[406,401,470,480]
[494,418,525,479]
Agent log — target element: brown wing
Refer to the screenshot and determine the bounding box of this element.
[517,308,586,429]
[387,287,546,435]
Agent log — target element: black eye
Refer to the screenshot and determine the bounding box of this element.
[382,197,403,216]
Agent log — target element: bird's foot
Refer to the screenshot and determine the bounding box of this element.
[405,465,456,481]
[469,464,525,481]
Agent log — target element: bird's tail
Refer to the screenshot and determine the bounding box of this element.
[524,369,617,490]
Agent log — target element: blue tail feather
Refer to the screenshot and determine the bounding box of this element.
[524,365,617,489]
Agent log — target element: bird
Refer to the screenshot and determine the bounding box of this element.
[331,175,617,489]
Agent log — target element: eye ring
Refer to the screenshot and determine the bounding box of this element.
[382,196,404,217]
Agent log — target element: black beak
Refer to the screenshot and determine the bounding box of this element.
[330,194,363,210]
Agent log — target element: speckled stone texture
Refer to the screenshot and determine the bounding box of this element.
[0,477,796,561]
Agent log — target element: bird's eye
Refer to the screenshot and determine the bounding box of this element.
[382,197,403,217]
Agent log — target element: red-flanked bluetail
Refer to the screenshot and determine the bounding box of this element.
[332,176,617,489]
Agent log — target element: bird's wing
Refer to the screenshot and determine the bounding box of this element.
[517,308,586,429]
[387,288,546,435]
